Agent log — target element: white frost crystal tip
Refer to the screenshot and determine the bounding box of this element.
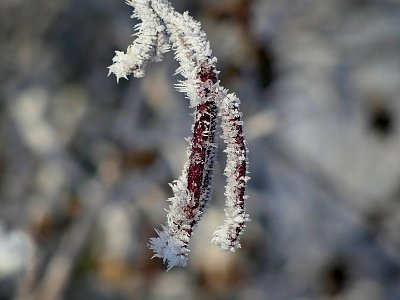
[108,0,169,81]
[110,0,249,270]
[148,229,188,271]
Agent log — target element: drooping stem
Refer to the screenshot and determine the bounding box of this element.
[108,0,169,81]
[149,100,218,270]
[212,91,250,251]
[110,0,250,270]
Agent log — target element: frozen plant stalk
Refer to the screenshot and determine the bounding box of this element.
[109,0,250,270]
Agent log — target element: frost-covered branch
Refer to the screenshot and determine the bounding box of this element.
[108,0,169,81]
[149,100,218,270]
[109,0,249,270]
[211,91,250,251]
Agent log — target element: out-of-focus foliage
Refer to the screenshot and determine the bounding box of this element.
[1,0,400,299]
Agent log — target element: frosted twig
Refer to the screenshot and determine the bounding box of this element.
[109,0,249,270]
[211,90,250,251]
[108,0,169,81]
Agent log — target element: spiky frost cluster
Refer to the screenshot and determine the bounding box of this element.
[109,0,249,270]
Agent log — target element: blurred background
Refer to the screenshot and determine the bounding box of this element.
[1,0,400,299]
